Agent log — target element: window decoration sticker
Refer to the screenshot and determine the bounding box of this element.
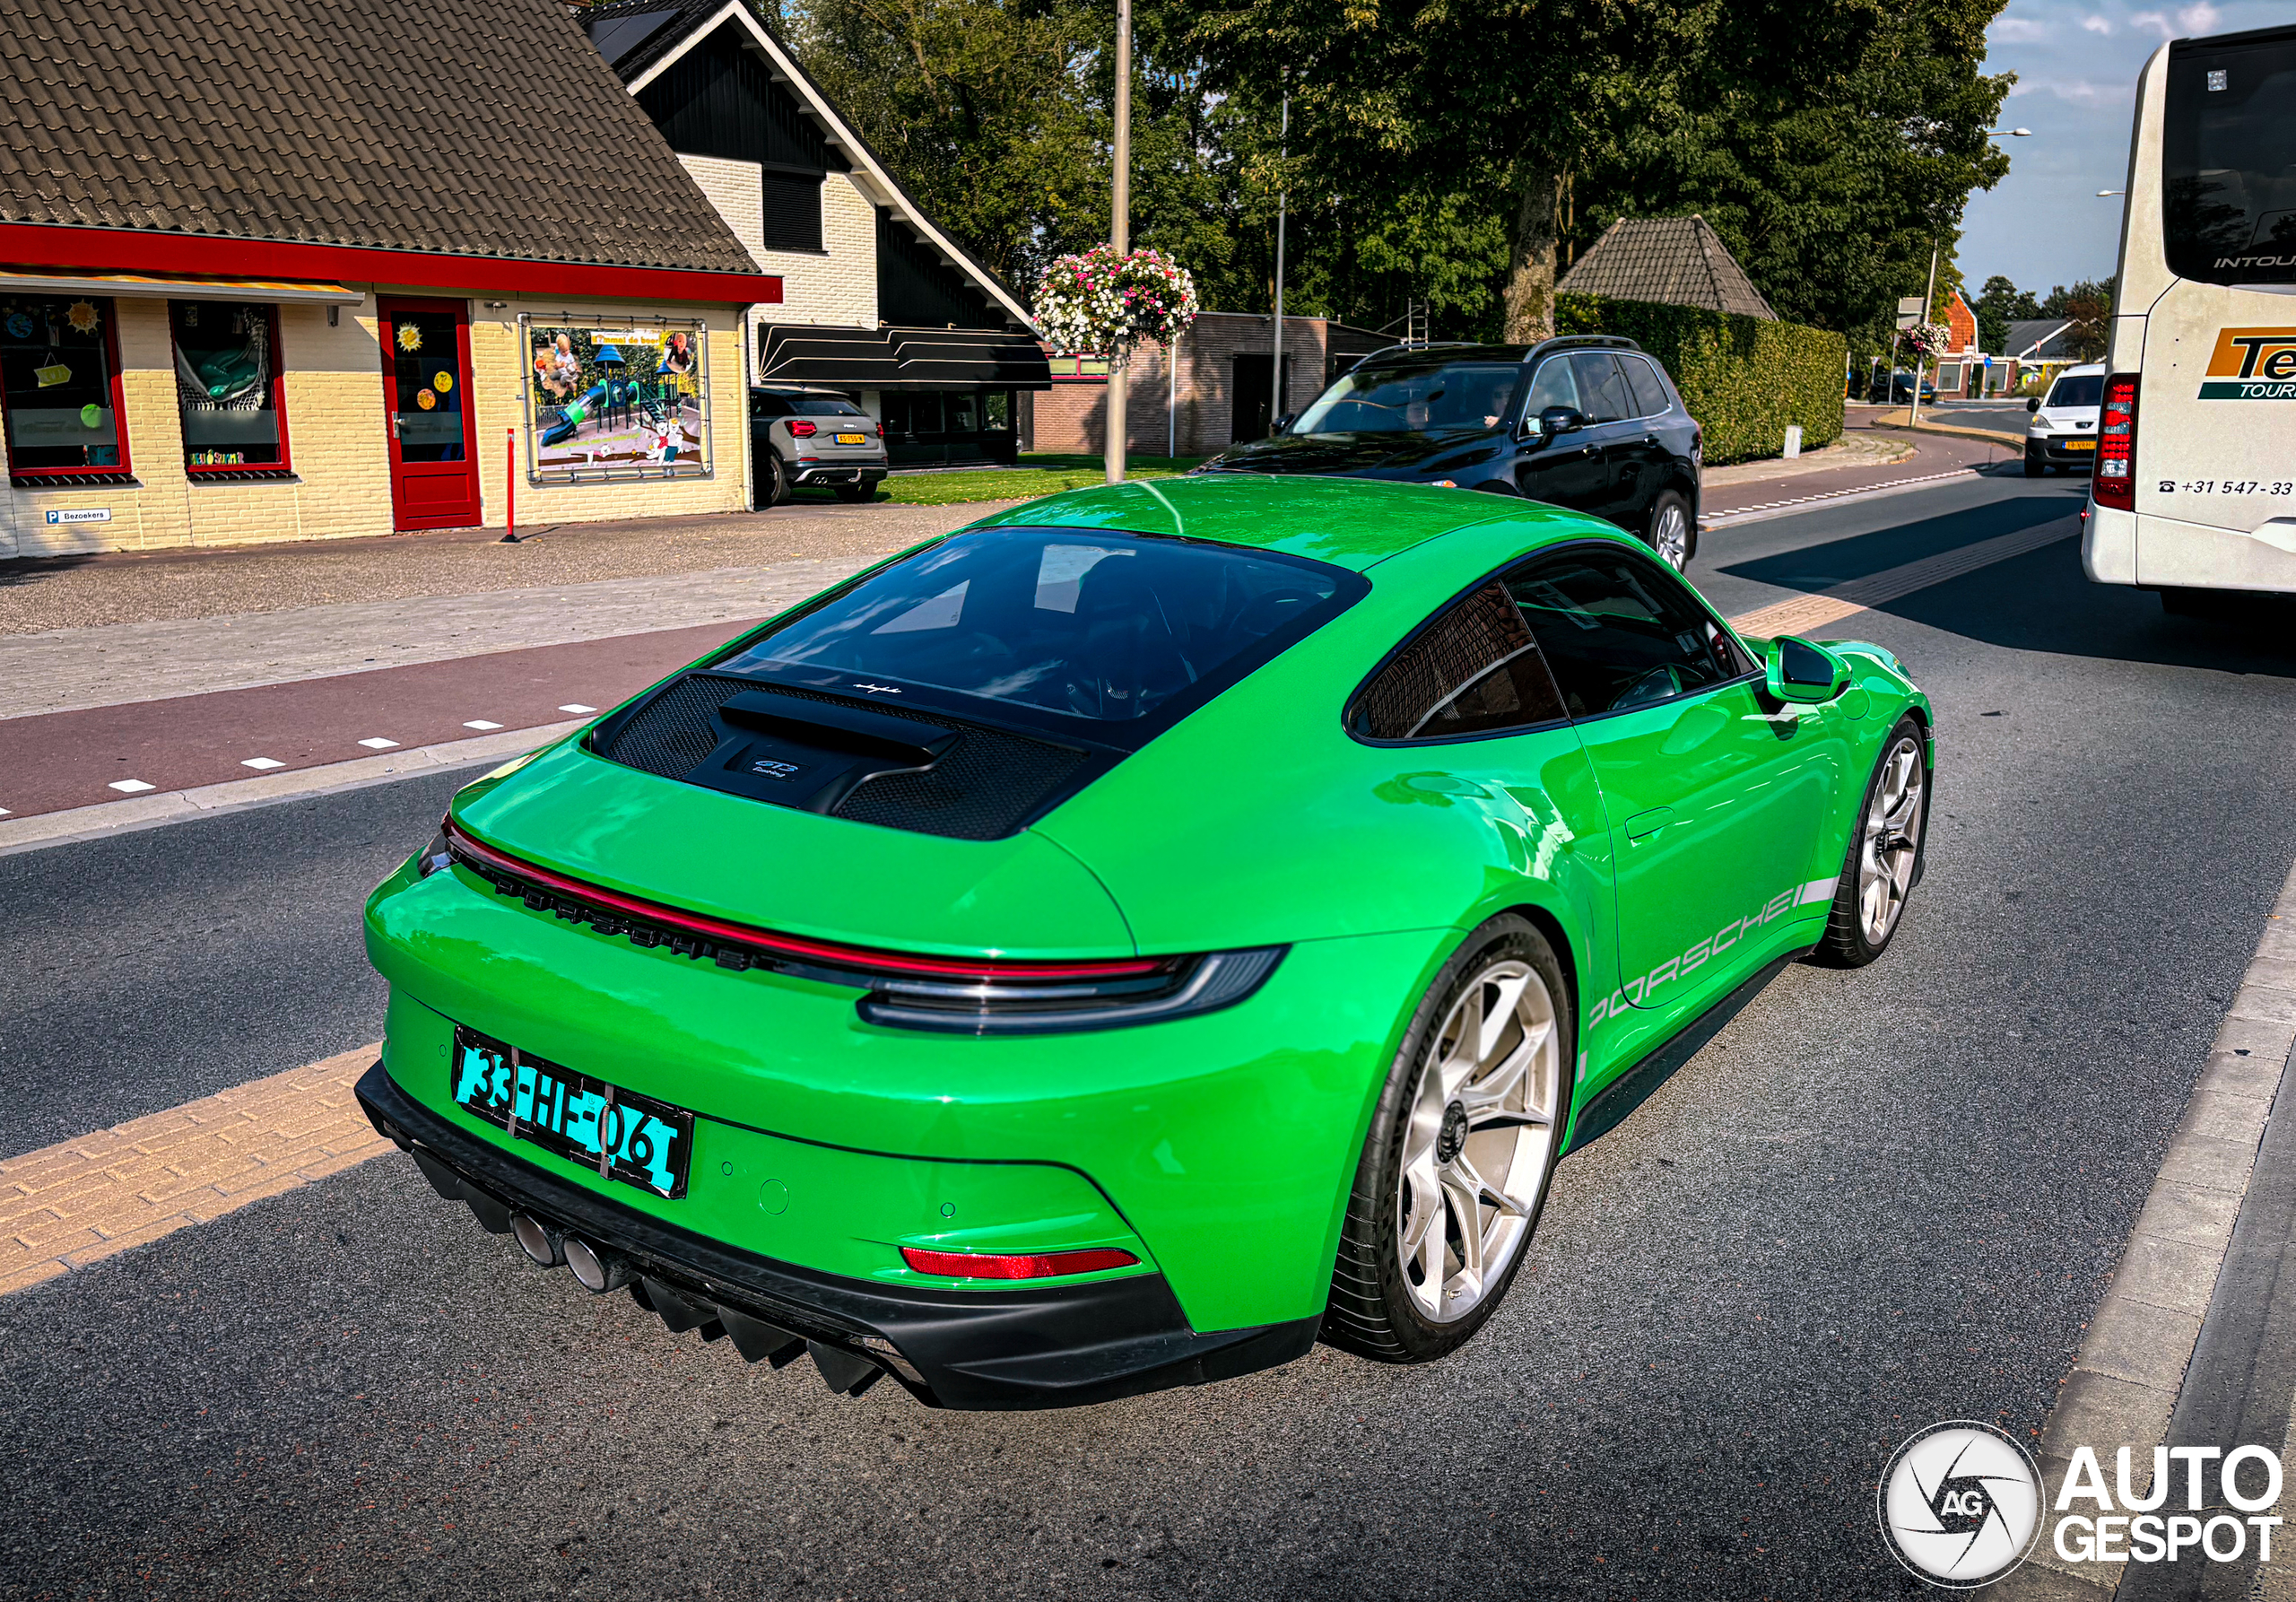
[79,404,101,430]
[396,323,422,353]
[34,361,70,387]
[521,318,710,483]
[4,310,32,339]
[65,300,99,335]
[415,387,437,411]
[433,371,453,394]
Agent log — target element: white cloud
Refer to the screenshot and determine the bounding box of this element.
[2129,10,2174,37]
[2081,14,2113,33]
[2011,75,2127,106]
[2178,2,2221,30]
[1992,16,2049,39]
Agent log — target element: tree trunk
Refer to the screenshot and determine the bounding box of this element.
[1502,161,1562,344]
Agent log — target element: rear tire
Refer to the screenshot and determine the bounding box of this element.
[1812,716,1928,968]
[1324,915,1570,1363]
[1645,490,1696,570]
[757,453,789,509]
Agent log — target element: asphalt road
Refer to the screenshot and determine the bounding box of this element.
[8,469,2296,1599]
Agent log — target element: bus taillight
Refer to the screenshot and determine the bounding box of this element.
[2092,374,2139,512]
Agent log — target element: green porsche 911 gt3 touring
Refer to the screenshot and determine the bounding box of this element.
[359,474,1931,1410]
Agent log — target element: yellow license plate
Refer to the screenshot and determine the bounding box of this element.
[835,432,867,445]
[2063,439,2096,451]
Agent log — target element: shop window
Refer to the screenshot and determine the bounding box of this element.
[880,393,911,435]
[171,300,291,475]
[0,295,130,481]
[982,391,1013,431]
[911,393,945,434]
[949,393,979,433]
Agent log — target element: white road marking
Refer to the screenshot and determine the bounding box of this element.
[558,704,596,714]
[240,757,285,771]
[357,737,398,750]
[462,720,503,730]
[108,779,155,794]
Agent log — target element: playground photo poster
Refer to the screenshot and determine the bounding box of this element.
[520,317,710,482]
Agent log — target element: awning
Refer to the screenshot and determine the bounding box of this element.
[758,325,1052,391]
[0,268,365,305]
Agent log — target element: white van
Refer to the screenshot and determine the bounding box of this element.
[2083,22,2296,611]
[2025,364,2104,476]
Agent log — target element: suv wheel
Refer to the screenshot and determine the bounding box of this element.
[1645,490,1695,570]
[757,452,789,509]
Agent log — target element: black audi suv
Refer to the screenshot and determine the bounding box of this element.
[1195,335,1704,568]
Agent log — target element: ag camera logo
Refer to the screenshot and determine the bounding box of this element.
[1878,1421,2042,1589]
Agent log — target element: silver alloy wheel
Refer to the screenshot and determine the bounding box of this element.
[1651,501,1692,569]
[1858,735,1926,945]
[1396,958,1561,1324]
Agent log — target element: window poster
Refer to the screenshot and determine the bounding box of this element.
[521,318,710,482]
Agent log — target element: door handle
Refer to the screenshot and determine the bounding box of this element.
[1623,805,1673,840]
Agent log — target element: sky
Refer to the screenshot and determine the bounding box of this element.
[1957,0,2289,299]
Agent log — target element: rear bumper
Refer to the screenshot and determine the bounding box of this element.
[355,1063,1319,1411]
[790,463,888,486]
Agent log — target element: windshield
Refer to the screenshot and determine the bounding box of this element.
[712,528,1354,730]
[1292,361,1524,435]
[2045,374,2103,408]
[2164,31,2296,285]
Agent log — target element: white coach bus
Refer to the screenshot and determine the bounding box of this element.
[2084,22,2296,614]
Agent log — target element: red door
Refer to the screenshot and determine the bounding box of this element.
[377,297,481,530]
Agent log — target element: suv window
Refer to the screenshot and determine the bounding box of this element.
[749,393,789,420]
[1351,581,1565,741]
[1570,353,1635,423]
[1508,546,1753,717]
[788,396,868,417]
[1620,355,1672,418]
[1521,357,1581,419]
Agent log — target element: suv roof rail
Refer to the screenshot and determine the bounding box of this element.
[1350,340,1485,364]
[1526,335,1640,358]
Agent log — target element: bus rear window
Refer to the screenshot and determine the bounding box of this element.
[2163,30,2296,286]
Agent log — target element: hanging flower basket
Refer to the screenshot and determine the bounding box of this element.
[1903,320,1953,360]
[1035,245,1199,364]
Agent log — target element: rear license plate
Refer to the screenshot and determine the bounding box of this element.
[450,1025,692,1198]
[2064,439,2096,451]
[835,432,867,445]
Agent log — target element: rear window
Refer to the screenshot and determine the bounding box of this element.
[712,528,1361,741]
[2164,30,2296,286]
[788,396,866,417]
[2045,374,2103,408]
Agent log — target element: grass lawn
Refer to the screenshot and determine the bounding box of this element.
[787,454,1205,509]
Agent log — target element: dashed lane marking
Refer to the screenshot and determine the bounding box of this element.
[0,1046,385,1296]
[0,519,2082,1295]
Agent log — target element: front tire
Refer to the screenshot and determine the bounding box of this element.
[1813,716,1928,968]
[1645,489,1696,570]
[2022,449,2044,478]
[1324,915,1570,1363]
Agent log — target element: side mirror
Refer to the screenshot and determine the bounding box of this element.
[2026,396,2041,413]
[1272,413,1296,434]
[1762,635,1850,705]
[1540,405,1587,437]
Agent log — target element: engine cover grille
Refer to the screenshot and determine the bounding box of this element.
[592,673,1090,841]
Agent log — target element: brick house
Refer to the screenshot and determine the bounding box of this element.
[0,0,782,559]
[586,0,1053,467]
[1025,312,1396,457]
[1932,290,1984,396]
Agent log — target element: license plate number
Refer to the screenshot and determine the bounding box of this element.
[2064,439,2096,451]
[450,1026,692,1198]
[835,432,867,445]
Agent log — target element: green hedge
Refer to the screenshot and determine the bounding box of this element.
[1555,293,1847,466]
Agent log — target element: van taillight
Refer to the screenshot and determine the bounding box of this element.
[2092,374,2138,512]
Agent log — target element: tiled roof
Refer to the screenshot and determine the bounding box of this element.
[2005,319,2075,360]
[1558,216,1777,320]
[0,0,757,274]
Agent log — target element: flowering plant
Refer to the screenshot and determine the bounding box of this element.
[1902,320,1953,359]
[1034,245,1198,361]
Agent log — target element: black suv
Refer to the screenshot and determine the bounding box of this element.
[1196,336,1703,567]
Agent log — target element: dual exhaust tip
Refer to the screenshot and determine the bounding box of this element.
[509,1212,628,1294]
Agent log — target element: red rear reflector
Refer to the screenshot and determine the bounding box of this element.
[788,419,818,437]
[2092,373,2138,512]
[900,1247,1140,1280]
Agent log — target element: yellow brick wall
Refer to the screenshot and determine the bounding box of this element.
[2,287,752,559]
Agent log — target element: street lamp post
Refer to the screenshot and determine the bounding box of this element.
[1908,127,2031,424]
[1269,84,1289,440]
[1105,0,1132,485]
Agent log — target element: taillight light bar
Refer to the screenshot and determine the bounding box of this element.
[2092,373,2138,513]
[788,419,818,437]
[900,1246,1141,1280]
